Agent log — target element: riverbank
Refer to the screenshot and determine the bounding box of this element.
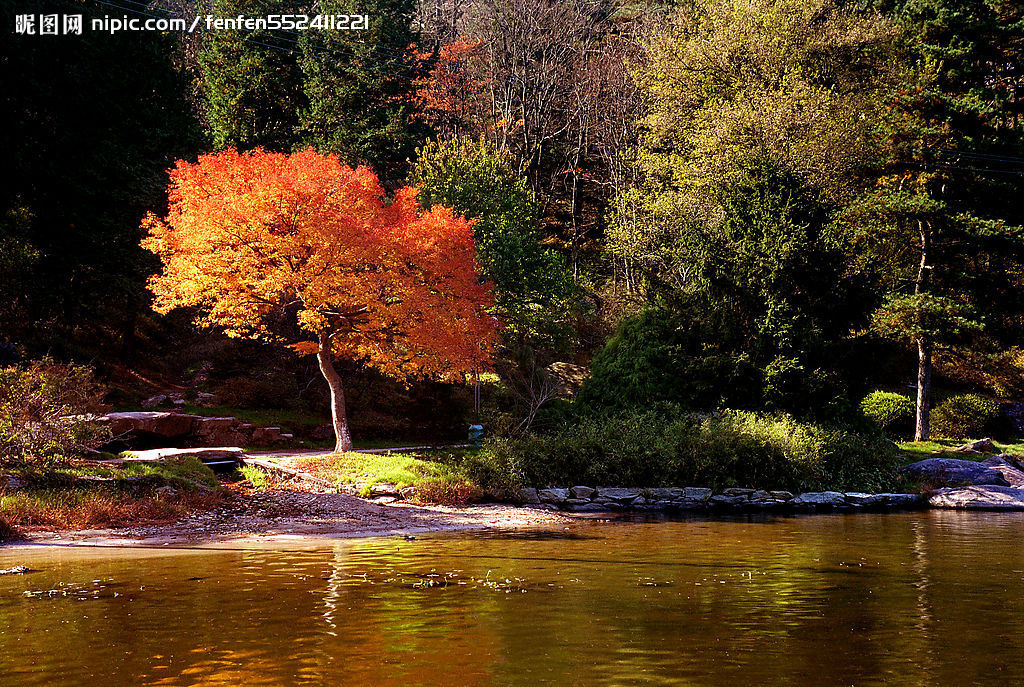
[10,484,573,548]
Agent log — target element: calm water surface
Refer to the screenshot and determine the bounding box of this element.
[2,511,1023,686]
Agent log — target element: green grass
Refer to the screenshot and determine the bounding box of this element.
[292,451,441,491]
[238,464,270,490]
[898,438,1024,462]
[51,455,220,489]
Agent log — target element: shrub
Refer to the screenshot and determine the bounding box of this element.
[413,474,485,505]
[860,391,915,435]
[476,405,900,493]
[929,394,1000,439]
[0,359,108,468]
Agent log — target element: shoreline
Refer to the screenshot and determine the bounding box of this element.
[4,493,576,549]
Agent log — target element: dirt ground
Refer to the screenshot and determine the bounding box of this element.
[18,482,576,547]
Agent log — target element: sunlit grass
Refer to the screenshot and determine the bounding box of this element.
[898,438,1024,462]
[238,464,270,491]
[291,451,439,489]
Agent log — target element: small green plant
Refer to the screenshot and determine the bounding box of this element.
[929,394,1001,439]
[239,464,270,491]
[860,390,915,436]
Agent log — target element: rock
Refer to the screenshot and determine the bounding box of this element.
[569,502,608,512]
[646,487,683,500]
[900,458,1010,487]
[682,487,712,502]
[722,488,756,496]
[709,494,748,507]
[769,491,794,500]
[399,486,417,499]
[251,427,282,444]
[980,456,1024,487]
[790,491,846,508]
[749,490,772,502]
[518,488,540,504]
[952,438,995,454]
[844,492,887,507]
[105,412,197,440]
[564,498,591,507]
[155,485,178,498]
[881,493,922,508]
[141,394,171,409]
[369,484,399,497]
[597,488,641,502]
[570,486,596,500]
[125,447,244,463]
[538,488,568,504]
[0,566,30,575]
[194,417,236,434]
[928,485,1024,511]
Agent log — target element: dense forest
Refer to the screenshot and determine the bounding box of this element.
[3,0,1024,486]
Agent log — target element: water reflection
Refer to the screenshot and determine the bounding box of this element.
[2,512,1024,686]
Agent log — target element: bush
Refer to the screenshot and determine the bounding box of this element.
[860,391,915,436]
[929,394,1000,439]
[0,359,108,467]
[476,405,900,493]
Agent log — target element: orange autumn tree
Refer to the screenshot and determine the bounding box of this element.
[142,149,498,451]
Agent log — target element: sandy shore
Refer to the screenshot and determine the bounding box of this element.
[15,486,577,548]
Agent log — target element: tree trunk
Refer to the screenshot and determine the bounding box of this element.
[316,331,353,452]
[913,219,932,442]
[915,336,932,441]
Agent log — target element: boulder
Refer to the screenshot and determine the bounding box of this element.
[251,426,282,444]
[980,456,1024,487]
[844,492,887,507]
[928,485,1024,511]
[790,491,846,508]
[597,488,641,503]
[105,412,196,439]
[881,493,923,508]
[900,458,1010,487]
[570,486,596,500]
[709,494,748,507]
[682,487,712,502]
[518,488,540,504]
[538,488,568,504]
[124,447,245,463]
[646,487,683,500]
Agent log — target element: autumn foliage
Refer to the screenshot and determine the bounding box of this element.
[142,149,498,449]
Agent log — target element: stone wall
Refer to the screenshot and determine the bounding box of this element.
[519,486,923,513]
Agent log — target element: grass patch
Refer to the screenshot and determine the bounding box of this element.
[238,464,270,491]
[0,458,225,530]
[291,451,440,492]
[898,438,1024,462]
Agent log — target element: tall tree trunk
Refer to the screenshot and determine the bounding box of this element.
[914,219,932,441]
[915,336,932,441]
[316,331,353,452]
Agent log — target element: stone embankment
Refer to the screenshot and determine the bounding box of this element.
[96,412,293,448]
[519,486,923,513]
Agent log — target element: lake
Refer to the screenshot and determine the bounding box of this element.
[2,511,1023,686]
